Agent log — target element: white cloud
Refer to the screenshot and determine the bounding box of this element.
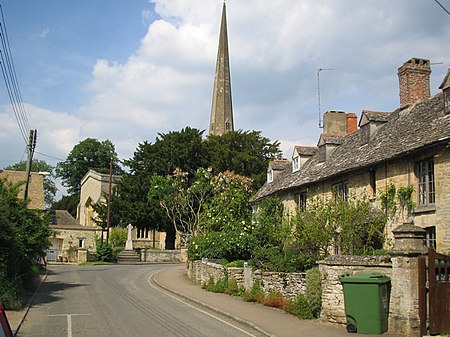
[1,0,449,176]
[39,27,49,38]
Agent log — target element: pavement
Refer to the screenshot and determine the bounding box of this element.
[5,264,402,337]
[153,264,401,337]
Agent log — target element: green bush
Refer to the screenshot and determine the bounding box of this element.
[96,241,114,262]
[224,279,245,297]
[253,245,315,272]
[110,228,127,248]
[284,294,313,319]
[306,267,322,318]
[242,281,265,303]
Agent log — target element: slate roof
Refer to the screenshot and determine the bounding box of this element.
[50,210,101,230]
[294,146,317,156]
[270,159,291,171]
[362,110,391,123]
[255,92,450,199]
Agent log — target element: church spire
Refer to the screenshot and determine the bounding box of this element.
[209,2,234,136]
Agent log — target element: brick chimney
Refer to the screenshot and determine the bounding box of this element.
[346,113,358,134]
[398,57,431,107]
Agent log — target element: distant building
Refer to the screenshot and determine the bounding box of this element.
[209,2,234,136]
[255,58,450,252]
[0,170,45,210]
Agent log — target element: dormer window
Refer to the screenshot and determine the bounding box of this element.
[292,156,300,172]
[439,69,450,114]
[360,124,370,145]
[318,145,326,162]
[267,169,273,183]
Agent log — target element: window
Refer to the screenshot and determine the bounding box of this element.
[78,238,85,248]
[425,226,436,249]
[444,88,450,114]
[296,192,307,212]
[267,169,273,183]
[137,227,149,239]
[360,124,370,145]
[369,169,376,197]
[318,146,326,162]
[417,158,435,206]
[332,181,348,202]
[292,156,300,172]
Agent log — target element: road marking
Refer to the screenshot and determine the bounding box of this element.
[48,314,91,337]
[147,270,256,337]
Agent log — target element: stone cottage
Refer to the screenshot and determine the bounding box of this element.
[255,58,450,252]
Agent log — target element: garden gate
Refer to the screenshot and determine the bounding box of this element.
[419,248,450,336]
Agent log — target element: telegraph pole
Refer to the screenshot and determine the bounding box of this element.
[24,129,37,200]
[106,158,112,244]
[317,68,334,129]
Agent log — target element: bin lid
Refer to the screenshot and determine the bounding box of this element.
[339,273,390,284]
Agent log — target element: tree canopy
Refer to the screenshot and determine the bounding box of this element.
[56,138,122,194]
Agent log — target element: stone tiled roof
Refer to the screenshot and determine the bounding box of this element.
[255,93,450,199]
[319,134,343,145]
[294,146,317,156]
[362,110,391,122]
[53,210,79,226]
[270,160,290,170]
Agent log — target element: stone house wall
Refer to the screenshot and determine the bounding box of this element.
[50,225,100,262]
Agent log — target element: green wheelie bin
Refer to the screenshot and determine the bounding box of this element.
[339,273,390,334]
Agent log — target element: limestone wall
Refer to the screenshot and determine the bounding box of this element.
[318,255,392,324]
[186,260,307,299]
[141,249,185,263]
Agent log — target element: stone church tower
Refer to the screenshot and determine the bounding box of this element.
[209,2,234,136]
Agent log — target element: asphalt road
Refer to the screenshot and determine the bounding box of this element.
[17,264,266,337]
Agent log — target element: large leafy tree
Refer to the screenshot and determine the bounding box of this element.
[0,178,52,308]
[205,130,281,189]
[5,159,57,206]
[56,138,122,194]
[114,127,208,241]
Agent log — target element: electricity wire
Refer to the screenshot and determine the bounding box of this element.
[0,3,31,144]
[433,0,450,15]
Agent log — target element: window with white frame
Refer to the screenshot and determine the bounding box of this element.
[332,181,349,202]
[292,156,300,172]
[417,158,435,207]
[267,169,273,183]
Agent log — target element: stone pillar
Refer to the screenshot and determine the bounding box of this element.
[243,262,253,292]
[77,248,88,264]
[388,221,428,337]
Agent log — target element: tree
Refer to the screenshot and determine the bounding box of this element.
[50,194,79,217]
[56,138,122,194]
[0,178,52,308]
[205,130,281,189]
[5,159,57,206]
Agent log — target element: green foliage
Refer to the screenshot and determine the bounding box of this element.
[5,159,57,206]
[306,267,322,318]
[294,194,386,257]
[242,282,265,303]
[284,294,314,319]
[252,245,315,272]
[379,181,397,217]
[397,185,415,215]
[95,237,115,262]
[51,194,79,217]
[56,138,122,194]
[0,178,52,308]
[109,227,127,248]
[205,130,281,190]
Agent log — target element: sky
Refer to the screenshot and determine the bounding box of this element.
[1,0,449,194]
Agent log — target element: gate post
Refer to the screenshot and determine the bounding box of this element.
[388,221,428,337]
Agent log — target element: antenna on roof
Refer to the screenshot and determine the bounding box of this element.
[317,68,334,129]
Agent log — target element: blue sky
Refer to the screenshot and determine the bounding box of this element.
[1,0,449,196]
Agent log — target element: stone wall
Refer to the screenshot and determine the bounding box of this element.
[141,249,186,263]
[318,255,392,324]
[186,260,307,299]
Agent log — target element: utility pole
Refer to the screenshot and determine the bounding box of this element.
[24,129,37,200]
[106,158,112,244]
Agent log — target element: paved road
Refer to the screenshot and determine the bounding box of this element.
[17,264,265,337]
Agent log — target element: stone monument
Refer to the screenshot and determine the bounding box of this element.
[125,224,133,251]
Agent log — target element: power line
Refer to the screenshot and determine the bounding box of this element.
[0,3,31,144]
[433,0,450,15]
